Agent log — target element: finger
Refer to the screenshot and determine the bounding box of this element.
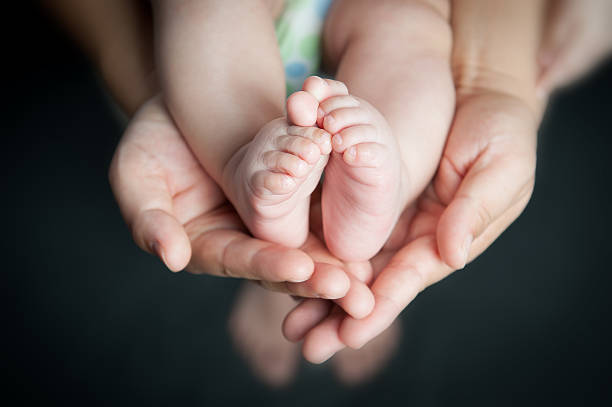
[289,243,374,317]
[285,263,350,299]
[302,306,347,364]
[132,209,191,272]
[282,298,333,342]
[469,189,533,263]
[281,262,374,342]
[436,152,535,269]
[335,200,532,353]
[109,139,190,272]
[339,235,450,349]
[333,272,375,319]
[188,227,314,282]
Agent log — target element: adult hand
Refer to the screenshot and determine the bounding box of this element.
[283,90,538,363]
[282,0,543,364]
[538,0,612,96]
[109,95,374,314]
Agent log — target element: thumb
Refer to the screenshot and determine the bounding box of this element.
[131,208,191,272]
[109,145,191,272]
[436,152,535,270]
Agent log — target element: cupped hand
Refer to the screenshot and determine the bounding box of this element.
[109,95,374,315]
[538,0,612,96]
[283,91,538,363]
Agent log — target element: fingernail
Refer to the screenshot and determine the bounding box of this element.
[460,235,473,269]
[151,241,171,271]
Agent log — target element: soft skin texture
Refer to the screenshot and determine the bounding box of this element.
[109,96,374,317]
[287,76,409,262]
[153,0,453,263]
[318,0,455,261]
[55,0,554,375]
[283,0,545,363]
[153,0,330,250]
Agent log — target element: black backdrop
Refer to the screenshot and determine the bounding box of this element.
[4,3,612,406]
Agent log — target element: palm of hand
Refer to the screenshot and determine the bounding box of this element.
[284,92,538,362]
[110,96,374,304]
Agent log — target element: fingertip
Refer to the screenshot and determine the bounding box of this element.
[313,264,350,299]
[161,232,192,272]
[301,309,346,363]
[302,332,341,364]
[437,199,475,270]
[301,343,332,364]
[283,249,316,282]
[338,318,368,350]
[282,305,302,342]
[135,209,191,272]
[282,299,331,342]
[353,288,375,320]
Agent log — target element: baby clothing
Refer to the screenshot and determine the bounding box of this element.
[275,0,334,95]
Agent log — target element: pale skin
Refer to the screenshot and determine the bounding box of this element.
[284,0,545,362]
[153,0,453,262]
[150,0,455,383]
[47,0,592,384]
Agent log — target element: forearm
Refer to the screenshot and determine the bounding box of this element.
[44,0,157,116]
[451,0,546,111]
[152,0,285,183]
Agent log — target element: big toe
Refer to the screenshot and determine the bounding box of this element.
[287,90,318,126]
[302,76,349,127]
[303,76,349,102]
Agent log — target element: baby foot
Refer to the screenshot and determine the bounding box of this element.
[291,76,406,261]
[222,94,332,248]
[228,283,300,387]
[331,319,401,385]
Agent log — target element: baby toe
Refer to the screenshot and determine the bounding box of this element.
[332,124,378,153]
[317,95,360,128]
[342,142,387,168]
[287,91,319,127]
[302,76,349,103]
[323,106,373,135]
[263,151,311,178]
[287,126,332,155]
[252,170,296,196]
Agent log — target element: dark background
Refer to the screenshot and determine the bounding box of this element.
[4,3,612,406]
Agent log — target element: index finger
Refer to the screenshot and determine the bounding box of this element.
[187,225,315,283]
[337,198,527,351]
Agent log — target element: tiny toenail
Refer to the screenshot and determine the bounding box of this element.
[297,160,307,173]
[333,134,343,146]
[346,146,356,160]
[317,107,325,119]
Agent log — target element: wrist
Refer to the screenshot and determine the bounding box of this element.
[450,0,545,113]
[452,61,539,113]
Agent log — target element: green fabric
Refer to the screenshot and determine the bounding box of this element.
[275,0,333,95]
